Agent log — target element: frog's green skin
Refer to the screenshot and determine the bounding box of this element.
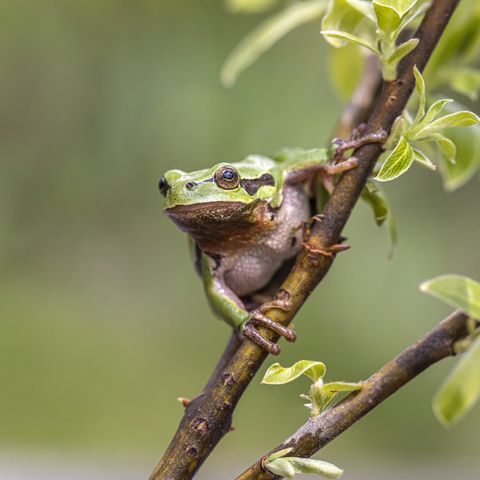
[160,148,332,346]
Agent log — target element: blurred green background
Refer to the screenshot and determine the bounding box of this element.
[1,0,479,478]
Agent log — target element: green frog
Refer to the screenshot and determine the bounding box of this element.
[159,133,385,354]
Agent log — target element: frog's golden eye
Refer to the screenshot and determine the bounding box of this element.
[214,166,240,190]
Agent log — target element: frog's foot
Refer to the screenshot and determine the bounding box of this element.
[242,311,297,355]
[302,241,351,258]
[332,128,388,163]
[257,289,292,314]
[324,156,359,175]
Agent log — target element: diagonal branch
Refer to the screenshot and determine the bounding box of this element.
[150,1,460,478]
[236,310,470,479]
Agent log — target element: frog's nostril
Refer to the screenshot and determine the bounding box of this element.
[185,182,195,190]
[159,176,170,197]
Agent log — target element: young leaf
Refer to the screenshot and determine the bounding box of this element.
[320,30,379,53]
[262,360,326,384]
[288,457,344,478]
[384,38,419,78]
[412,147,435,170]
[361,183,389,226]
[449,68,480,101]
[265,447,294,463]
[413,99,452,136]
[373,0,418,33]
[225,0,280,13]
[412,65,426,123]
[420,275,480,320]
[433,335,480,427]
[419,111,480,136]
[431,133,456,164]
[220,0,326,87]
[439,124,480,192]
[266,457,296,477]
[328,43,364,99]
[321,0,375,48]
[311,381,362,414]
[266,457,344,479]
[374,136,415,181]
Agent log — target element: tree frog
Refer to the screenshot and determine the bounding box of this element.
[159,133,385,354]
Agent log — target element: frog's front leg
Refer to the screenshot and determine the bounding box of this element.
[201,254,295,355]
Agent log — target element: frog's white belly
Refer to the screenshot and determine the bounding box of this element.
[224,185,310,297]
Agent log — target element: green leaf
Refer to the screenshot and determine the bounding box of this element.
[433,335,480,427]
[262,360,326,384]
[321,0,375,49]
[361,183,389,226]
[374,136,415,181]
[419,111,480,136]
[412,65,425,123]
[412,147,435,170]
[439,124,480,192]
[320,30,380,55]
[266,457,344,478]
[413,99,452,137]
[265,448,294,462]
[225,0,280,13]
[431,133,456,164]
[320,30,379,53]
[374,0,418,18]
[288,458,344,478]
[449,68,480,101]
[373,0,418,33]
[328,43,364,99]
[321,381,363,393]
[420,274,480,320]
[311,381,362,415]
[267,458,296,478]
[389,38,419,64]
[220,0,326,87]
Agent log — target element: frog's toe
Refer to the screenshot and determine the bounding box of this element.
[242,323,281,355]
[251,311,297,342]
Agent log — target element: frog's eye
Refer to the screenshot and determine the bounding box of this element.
[214,166,240,190]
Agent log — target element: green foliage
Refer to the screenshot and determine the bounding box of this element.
[420,274,480,427]
[433,336,480,427]
[221,0,326,87]
[321,0,427,80]
[262,360,362,417]
[262,360,326,384]
[425,1,480,100]
[420,275,480,320]
[361,182,397,256]
[225,0,281,14]
[265,452,344,479]
[374,68,480,182]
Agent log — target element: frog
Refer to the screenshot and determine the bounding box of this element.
[159,131,386,355]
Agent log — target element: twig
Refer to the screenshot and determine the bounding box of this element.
[236,310,470,479]
[149,1,460,478]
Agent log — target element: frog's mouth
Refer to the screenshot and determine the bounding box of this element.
[165,201,248,233]
[165,200,272,251]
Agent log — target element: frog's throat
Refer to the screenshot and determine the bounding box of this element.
[164,200,275,254]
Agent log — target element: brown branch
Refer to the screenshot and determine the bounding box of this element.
[149,1,460,478]
[236,310,470,479]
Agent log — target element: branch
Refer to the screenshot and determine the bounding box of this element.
[236,310,470,479]
[150,1,460,478]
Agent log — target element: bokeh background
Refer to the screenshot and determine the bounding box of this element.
[1,1,479,478]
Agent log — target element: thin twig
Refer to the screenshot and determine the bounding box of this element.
[150,1,460,478]
[236,310,470,479]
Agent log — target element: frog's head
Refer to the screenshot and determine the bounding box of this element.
[159,155,282,246]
